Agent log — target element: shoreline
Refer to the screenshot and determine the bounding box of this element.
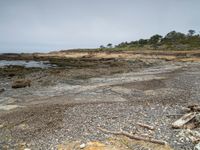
[0,50,200,149]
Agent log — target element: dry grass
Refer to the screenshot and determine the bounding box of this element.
[36,50,200,62]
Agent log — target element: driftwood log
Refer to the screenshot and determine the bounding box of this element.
[188,104,200,112]
[137,122,155,130]
[172,112,196,128]
[98,127,167,145]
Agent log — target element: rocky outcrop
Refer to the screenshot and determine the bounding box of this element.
[12,79,31,88]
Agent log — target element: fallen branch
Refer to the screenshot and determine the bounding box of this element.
[166,114,185,117]
[137,122,155,130]
[188,105,200,112]
[97,127,167,145]
[172,112,196,128]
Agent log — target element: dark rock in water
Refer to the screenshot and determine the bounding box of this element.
[0,88,5,93]
[12,79,31,88]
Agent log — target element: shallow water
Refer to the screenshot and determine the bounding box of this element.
[0,60,54,68]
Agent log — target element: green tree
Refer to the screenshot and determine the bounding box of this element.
[116,42,128,48]
[107,43,113,48]
[188,30,196,36]
[163,31,185,44]
[138,39,148,45]
[149,34,162,45]
[100,45,105,49]
[149,34,162,49]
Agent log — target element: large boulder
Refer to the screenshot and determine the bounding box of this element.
[12,79,31,88]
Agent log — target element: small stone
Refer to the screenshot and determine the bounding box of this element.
[194,143,200,150]
[195,113,200,123]
[20,142,26,147]
[0,88,5,93]
[24,148,31,150]
[180,139,184,143]
[0,124,4,129]
[185,137,190,142]
[80,143,86,149]
[174,141,177,143]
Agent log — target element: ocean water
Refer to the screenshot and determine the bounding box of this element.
[0,60,54,68]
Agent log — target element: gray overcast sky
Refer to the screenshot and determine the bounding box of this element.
[0,0,200,53]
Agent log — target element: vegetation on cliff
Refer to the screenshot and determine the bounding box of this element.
[101,30,200,51]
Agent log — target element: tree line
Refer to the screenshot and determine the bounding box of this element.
[100,30,200,50]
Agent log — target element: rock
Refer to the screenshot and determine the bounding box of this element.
[12,79,31,88]
[80,143,86,149]
[194,143,200,150]
[0,124,4,129]
[8,73,16,77]
[178,129,200,143]
[0,88,5,93]
[195,113,200,123]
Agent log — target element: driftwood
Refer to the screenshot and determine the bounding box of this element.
[172,112,196,128]
[188,105,200,112]
[166,114,185,117]
[98,127,167,145]
[183,121,197,129]
[171,104,200,129]
[137,122,155,130]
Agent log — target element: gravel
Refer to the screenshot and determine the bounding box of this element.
[0,61,200,149]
